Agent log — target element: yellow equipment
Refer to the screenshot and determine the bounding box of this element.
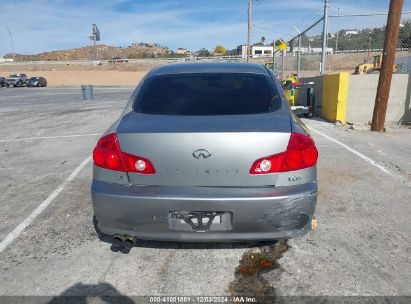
[282,74,315,118]
[354,54,399,75]
[282,74,300,106]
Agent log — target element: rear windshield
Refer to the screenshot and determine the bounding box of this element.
[133,73,281,115]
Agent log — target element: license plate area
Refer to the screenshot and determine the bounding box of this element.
[169,211,232,232]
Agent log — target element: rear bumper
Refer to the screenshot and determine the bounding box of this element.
[91,180,317,242]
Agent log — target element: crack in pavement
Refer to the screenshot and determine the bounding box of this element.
[98,252,121,283]
[157,250,177,294]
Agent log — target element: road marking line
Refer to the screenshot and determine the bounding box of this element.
[0,133,100,142]
[0,157,92,253]
[308,126,392,176]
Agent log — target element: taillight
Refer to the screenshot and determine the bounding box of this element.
[121,152,156,174]
[93,133,156,174]
[249,132,318,174]
[93,133,124,171]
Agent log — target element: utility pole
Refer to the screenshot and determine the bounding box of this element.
[90,24,100,62]
[247,0,252,62]
[320,0,329,75]
[371,0,403,132]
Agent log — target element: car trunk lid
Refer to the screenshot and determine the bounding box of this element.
[116,112,291,187]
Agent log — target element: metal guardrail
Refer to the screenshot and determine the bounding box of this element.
[0,55,246,66]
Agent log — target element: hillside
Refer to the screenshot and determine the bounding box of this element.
[4,43,172,61]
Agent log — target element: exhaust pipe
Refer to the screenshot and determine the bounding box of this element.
[112,235,137,248]
[123,236,137,249]
[113,235,125,246]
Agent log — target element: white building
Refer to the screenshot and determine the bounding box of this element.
[236,45,275,58]
[176,48,191,55]
[343,30,359,36]
[0,57,14,63]
[235,45,333,58]
[292,46,334,54]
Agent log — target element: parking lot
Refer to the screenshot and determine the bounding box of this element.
[0,87,410,300]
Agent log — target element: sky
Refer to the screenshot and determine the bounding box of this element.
[0,0,410,56]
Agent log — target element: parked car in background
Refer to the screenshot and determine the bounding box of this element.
[5,73,28,87]
[108,57,129,63]
[27,77,47,87]
[91,62,319,244]
[0,77,6,87]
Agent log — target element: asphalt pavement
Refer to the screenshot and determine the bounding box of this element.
[0,86,410,301]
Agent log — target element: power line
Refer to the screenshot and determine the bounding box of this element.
[0,25,15,61]
[294,2,325,30]
[252,24,294,38]
[329,10,411,17]
[254,0,263,7]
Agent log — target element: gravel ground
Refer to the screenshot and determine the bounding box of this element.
[0,87,410,302]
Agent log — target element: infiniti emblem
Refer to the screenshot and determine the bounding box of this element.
[192,149,212,159]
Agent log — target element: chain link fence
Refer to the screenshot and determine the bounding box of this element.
[326,12,411,74]
[273,11,411,79]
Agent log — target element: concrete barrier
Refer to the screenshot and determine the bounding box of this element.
[300,73,411,125]
[346,74,410,124]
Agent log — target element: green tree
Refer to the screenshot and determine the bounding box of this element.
[198,48,210,57]
[399,20,411,48]
[254,36,266,46]
[214,45,226,54]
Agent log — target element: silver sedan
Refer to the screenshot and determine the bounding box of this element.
[91,62,318,243]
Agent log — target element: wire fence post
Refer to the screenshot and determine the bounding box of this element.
[247,0,252,63]
[297,35,301,77]
[282,50,285,80]
[321,0,329,75]
[93,35,96,61]
[272,40,275,73]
